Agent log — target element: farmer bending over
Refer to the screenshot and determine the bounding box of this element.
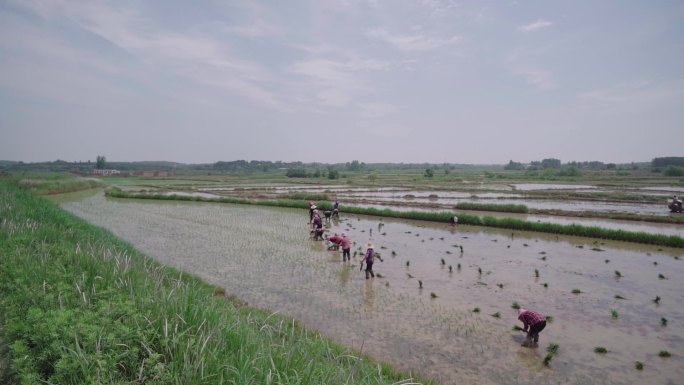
[518,308,546,348]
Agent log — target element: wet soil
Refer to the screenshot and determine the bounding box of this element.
[62,194,684,385]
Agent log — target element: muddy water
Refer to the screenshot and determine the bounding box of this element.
[63,194,684,385]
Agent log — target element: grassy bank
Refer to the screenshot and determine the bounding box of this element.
[0,180,423,384]
[105,189,684,248]
[455,202,529,213]
[17,172,103,195]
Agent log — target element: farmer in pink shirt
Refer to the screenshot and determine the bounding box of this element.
[518,308,547,347]
[340,233,352,262]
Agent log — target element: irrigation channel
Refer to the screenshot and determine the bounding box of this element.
[62,192,684,385]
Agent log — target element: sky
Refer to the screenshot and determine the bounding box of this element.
[1,0,683,165]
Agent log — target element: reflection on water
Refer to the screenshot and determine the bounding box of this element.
[63,193,684,385]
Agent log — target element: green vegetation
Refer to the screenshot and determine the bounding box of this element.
[659,350,671,357]
[17,173,102,195]
[286,192,329,201]
[511,302,521,310]
[455,202,529,213]
[544,343,560,366]
[472,307,480,313]
[635,361,644,370]
[0,179,419,385]
[611,310,619,319]
[572,289,582,294]
[594,347,608,354]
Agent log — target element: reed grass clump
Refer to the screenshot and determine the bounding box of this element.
[455,202,529,213]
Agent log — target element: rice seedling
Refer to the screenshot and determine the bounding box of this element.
[653,261,658,265]
[545,315,553,323]
[512,325,525,332]
[605,259,610,263]
[491,312,501,318]
[592,247,604,252]
[543,354,553,366]
[658,350,671,357]
[614,270,622,278]
[535,269,539,278]
[658,273,666,280]
[407,273,415,279]
[614,295,626,300]
[611,310,619,319]
[430,292,438,299]
[441,258,445,265]
[478,267,482,275]
[472,307,480,313]
[497,283,503,289]
[594,347,608,354]
[459,245,463,252]
[406,261,410,267]
[418,280,423,289]
[547,343,559,355]
[449,265,453,272]
[391,250,396,256]
[540,256,547,261]
[511,302,521,310]
[654,296,661,304]
[446,250,452,254]
[572,289,582,294]
[543,282,548,288]
[457,263,461,270]
[635,361,644,370]
[661,317,668,326]
[539,251,546,255]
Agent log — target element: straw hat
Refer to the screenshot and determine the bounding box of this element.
[367,243,374,249]
[311,205,317,209]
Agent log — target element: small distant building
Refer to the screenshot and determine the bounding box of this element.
[92,169,120,176]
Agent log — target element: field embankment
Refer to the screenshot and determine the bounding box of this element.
[105,188,684,248]
[0,179,420,384]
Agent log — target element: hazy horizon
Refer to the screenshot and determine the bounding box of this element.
[1,1,683,164]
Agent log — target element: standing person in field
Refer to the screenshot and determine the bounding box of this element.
[340,233,352,262]
[518,308,547,348]
[312,210,324,240]
[332,199,340,219]
[360,243,376,279]
[309,201,317,222]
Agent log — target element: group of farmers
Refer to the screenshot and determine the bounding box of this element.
[308,200,378,279]
[307,200,547,346]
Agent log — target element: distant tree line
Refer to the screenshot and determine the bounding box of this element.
[652,157,684,168]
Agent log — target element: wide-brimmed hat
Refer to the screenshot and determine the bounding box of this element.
[311,205,317,209]
[367,243,374,249]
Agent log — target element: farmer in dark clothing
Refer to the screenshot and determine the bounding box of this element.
[518,308,547,348]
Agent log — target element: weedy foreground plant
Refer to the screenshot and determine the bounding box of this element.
[0,179,421,385]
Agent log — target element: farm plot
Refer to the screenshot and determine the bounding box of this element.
[63,193,684,385]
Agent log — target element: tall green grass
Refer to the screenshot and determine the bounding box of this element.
[0,180,424,384]
[455,202,529,213]
[105,188,684,248]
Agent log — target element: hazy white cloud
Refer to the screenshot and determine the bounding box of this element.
[518,19,552,33]
[366,27,460,52]
[522,69,556,90]
[1,1,682,163]
[578,80,684,110]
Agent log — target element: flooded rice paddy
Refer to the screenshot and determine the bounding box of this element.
[62,193,684,385]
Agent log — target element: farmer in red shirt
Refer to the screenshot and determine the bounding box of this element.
[518,308,547,347]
